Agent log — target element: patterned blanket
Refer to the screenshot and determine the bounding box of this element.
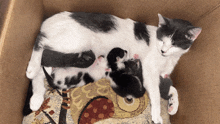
[22,79,170,124]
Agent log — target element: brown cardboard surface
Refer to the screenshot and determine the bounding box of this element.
[0,0,220,124]
[0,0,43,123]
[0,0,10,33]
[43,0,220,25]
[171,6,220,124]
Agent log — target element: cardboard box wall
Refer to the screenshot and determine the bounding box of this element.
[0,0,220,123]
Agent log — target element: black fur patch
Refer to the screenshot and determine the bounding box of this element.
[159,76,173,100]
[83,73,94,84]
[70,12,116,32]
[23,81,33,116]
[134,22,150,45]
[65,72,83,88]
[34,32,46,51]
[41,49,95,68]
[57,81,61,85]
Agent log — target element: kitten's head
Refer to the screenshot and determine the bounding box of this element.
[107,47,128,71]
[156,14,202,57]
[124,59,142,76]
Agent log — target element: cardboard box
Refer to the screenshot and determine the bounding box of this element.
[0,0,220,123]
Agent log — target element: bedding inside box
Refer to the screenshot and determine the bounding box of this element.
[1,0,220,124]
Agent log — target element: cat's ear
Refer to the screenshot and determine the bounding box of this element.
[186,27,202,41]
[158,13,170,27]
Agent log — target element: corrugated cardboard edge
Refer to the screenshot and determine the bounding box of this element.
[0,0,15,56]
[196,3,220,23]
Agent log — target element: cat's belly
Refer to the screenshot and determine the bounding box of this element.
[40,11,148,58]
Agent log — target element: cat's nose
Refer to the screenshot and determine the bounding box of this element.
[161,50,165,53]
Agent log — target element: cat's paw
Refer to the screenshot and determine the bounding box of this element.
[168,86,179,115]
[30,94,44,111]
[26,62,41,79]
[152,115,163,124]
[151,108,163,124]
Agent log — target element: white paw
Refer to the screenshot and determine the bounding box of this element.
[168,86,179,115]
[26,62,41,79]
[151,108,163,124]
[152,114,163,124]
[30,94,44,111]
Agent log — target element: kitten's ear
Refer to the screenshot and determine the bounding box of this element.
[186,27,202,41]
[158,13,169,27]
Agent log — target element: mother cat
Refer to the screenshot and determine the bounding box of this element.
[26,12,201,124]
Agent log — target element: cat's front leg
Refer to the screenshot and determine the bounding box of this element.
[30,68,47,111]
[142,66,163,124]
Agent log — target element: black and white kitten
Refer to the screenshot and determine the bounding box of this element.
[26,12,201,124]
[47,55,108,89]
[44,47,128,90]
[109,59,145,98]
[107,47,128,71]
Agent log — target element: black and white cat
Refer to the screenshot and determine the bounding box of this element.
[26,12,201,124]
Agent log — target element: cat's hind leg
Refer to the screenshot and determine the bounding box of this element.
[168,86,179,115]
[26,33,48,79]
[30,68,46,111]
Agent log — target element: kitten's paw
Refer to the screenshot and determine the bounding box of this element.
[161,73,170,78]
[26,62,41,79]
[133,54,139,59]
[30,94,44,111]
[168,86,179,115]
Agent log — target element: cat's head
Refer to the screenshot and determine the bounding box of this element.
[156,14,202,57]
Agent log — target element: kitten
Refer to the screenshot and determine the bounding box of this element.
[29,54,109,111]
[107,47,128,71]
[109,59,145,98]
[44,47,128,90]
[26,12,201,124]
[48,55,108,89]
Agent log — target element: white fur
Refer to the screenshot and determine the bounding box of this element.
[116,51,128,70]
[27,12,197,124]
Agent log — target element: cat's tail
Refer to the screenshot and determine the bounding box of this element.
[42,67,58,89]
